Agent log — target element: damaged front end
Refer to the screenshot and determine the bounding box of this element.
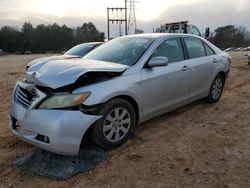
[32,71,124,114]
[9,59,128,155]
[26,58,128,89]
[25,58,128,112]
[36,71,124,94]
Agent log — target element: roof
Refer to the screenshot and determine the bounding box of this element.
[81,42,104,45]
[121,33,203,39]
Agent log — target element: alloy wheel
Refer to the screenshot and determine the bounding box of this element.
[103,107,131,142]
[211,78,223,100]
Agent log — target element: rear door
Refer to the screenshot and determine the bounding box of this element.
[182,37,216,100]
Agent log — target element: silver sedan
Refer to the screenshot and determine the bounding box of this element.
[9,34,230,155]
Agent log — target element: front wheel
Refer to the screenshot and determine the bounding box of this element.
[91,98,136,149]
[206,74,225,103]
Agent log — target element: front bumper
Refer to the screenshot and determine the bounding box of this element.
[9,81,101,156]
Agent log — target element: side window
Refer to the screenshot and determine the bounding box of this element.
[184,37,206,58]
[204,43,216,56]
[191,26,201,36]
[152,38,184,63]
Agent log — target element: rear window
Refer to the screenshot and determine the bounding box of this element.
[204,43,216,56]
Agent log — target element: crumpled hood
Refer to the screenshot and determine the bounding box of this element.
[26,59,128,89]
[27,55,80,68]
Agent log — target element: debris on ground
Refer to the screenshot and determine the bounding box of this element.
[13,146,107,180]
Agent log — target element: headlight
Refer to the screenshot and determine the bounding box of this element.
[38,92,90,109]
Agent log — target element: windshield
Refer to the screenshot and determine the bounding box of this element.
[64,44,95,56]
[84,37,155,66]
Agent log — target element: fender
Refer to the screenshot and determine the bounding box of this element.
[73,73,143,118]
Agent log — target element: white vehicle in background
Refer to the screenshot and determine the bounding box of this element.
[248,51,250,65]
[158,21,210,39]
[26,42,103,70]
[224,47,237,52]
[235,47,244,51]
[241,47,250,51]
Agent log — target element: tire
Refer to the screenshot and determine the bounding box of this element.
[206,74,225,103]
[91,98,136,149]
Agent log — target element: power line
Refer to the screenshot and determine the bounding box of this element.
[107,0,128,39]
[128,0,137,34]
[107,0,138,39]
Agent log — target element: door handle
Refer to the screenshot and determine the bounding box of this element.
[212,58,218,63]
[182,65,190,71]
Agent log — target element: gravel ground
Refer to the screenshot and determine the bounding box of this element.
[0,52,250,188]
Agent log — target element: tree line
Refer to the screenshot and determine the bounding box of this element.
[0,22,105,53]
[207,25,250,49]
[0,22,249,53]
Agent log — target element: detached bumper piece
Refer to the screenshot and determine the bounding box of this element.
[13,146,107,180]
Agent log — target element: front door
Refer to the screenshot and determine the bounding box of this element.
[141,37,190,118]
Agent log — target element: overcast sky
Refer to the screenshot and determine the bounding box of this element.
[0,0,249,37]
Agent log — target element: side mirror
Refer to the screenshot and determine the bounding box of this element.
[147,56,168,68]
[205,27,210,39]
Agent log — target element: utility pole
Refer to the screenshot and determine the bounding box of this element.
[125,0,128,35]
[107,0,128,40]
[128,0,137,34]
[107,8,110,40]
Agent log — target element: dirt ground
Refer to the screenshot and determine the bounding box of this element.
[0,52,250,188]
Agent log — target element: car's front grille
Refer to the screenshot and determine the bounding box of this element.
[14,86,36,109]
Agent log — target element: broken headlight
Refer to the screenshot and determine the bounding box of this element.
[38,92,90,109]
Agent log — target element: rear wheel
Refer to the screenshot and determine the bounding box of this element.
[91,98,136,149]
[206,74,225,103]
